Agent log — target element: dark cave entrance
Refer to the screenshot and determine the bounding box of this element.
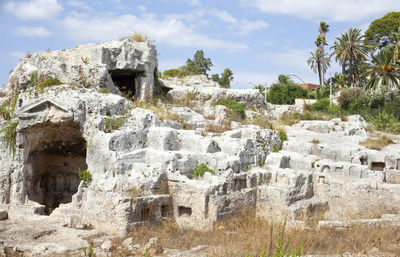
[109,69,145,98]
[23,121,87,215]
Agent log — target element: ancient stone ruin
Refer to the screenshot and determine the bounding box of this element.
[0,38,400,256]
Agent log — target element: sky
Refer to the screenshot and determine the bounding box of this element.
[0,0,399,89]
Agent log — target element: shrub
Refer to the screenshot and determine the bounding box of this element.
[366,110,400,134]
[78,168,92,186]
[311,98,330,111]
[273,145,279,152]
[217,98,245,120]
[0,121,18,156]
[337,88,364,110]
[192,163,215,177]
[163,68,187,78]
[266,84,307,105]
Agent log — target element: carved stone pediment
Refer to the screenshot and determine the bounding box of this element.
[17,99,73,125]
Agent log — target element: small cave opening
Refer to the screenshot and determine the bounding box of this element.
[371,162,385,171]
[109,69,145,98]
[23,121,87,215]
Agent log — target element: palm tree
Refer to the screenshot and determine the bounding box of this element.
[307,49,331,87]
[330,28,368,87]
[319,22,329,41]
[365,49,400,90]
[319,22,329,86]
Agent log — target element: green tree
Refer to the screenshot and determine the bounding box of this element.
[331,28,368,87]
[266,75,308,104]
[307,49,330,87]
[318,21,330,85]
[365,12,400,51]
[219,68,233,88]
[365,49,400,90]
[212,68,234,88]
[184,50,213,77]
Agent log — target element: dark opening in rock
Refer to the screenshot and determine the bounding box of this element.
[141,208,150,221]
[161,205,170,218]
[23,121,87,215]
[109,69,145,98]
[178,206,192,217]
[371,162,385,171]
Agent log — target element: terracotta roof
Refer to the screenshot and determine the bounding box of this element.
[297,83,320,91]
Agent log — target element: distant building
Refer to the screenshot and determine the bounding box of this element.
[297,83,319,91]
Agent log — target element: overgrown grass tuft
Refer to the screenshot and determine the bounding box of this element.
[104,116,125,133]
[78,168,92,187]
[361,134,395,150]
[121,32,148,42]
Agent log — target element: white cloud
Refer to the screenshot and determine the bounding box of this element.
[241,0,400,21]
[67,0,89,9]
[211,10,237,23]
[138,5,147,12]
[4,0,63,20]
[208,9,267,35]
[235,19,268,35]
[15,26,51,37]
[62,14,248,51]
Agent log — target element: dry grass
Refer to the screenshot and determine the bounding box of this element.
[131,100,180,122]
[173,90,199,109]
[310,139,320,144]
[361,134,396,150]
[121,32,148,42]
[204,120,232,134]
[107,209,400,256]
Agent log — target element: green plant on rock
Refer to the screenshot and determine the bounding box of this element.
[78,168,92,187]
[216,98,245,120]
[104,116,125,133]
[192,163,215,177]
[31,71,62,93]
[0,121,18,157]
[273,145,279,153]
[0,94,18,121]
[98,87,109,94]
[277,128,287,143]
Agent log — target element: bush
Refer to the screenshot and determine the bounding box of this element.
[266,84,308,105]
[0,94,18,121]
[78,168,92,186]
[337,88,364,110]
[217,98,245,120]
[366,110,400,134]
[192,163,215,177]
[163,68,187,78]
[311,98,330,111]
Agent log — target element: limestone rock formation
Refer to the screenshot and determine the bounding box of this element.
[1,38,400,256]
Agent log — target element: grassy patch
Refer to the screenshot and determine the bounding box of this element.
[121,32,148,42]
[104,116,125,133]
[192,163,215,177]
[276,128,287,143]
[360,134,395,150]
[31,71,62,93]
[310,139,320,144]
[0,94,18,121]
[204,120,232,133]
[107,209,400,256]
[216,98,245,120]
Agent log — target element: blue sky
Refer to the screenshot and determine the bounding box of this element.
[0,0,399,89]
